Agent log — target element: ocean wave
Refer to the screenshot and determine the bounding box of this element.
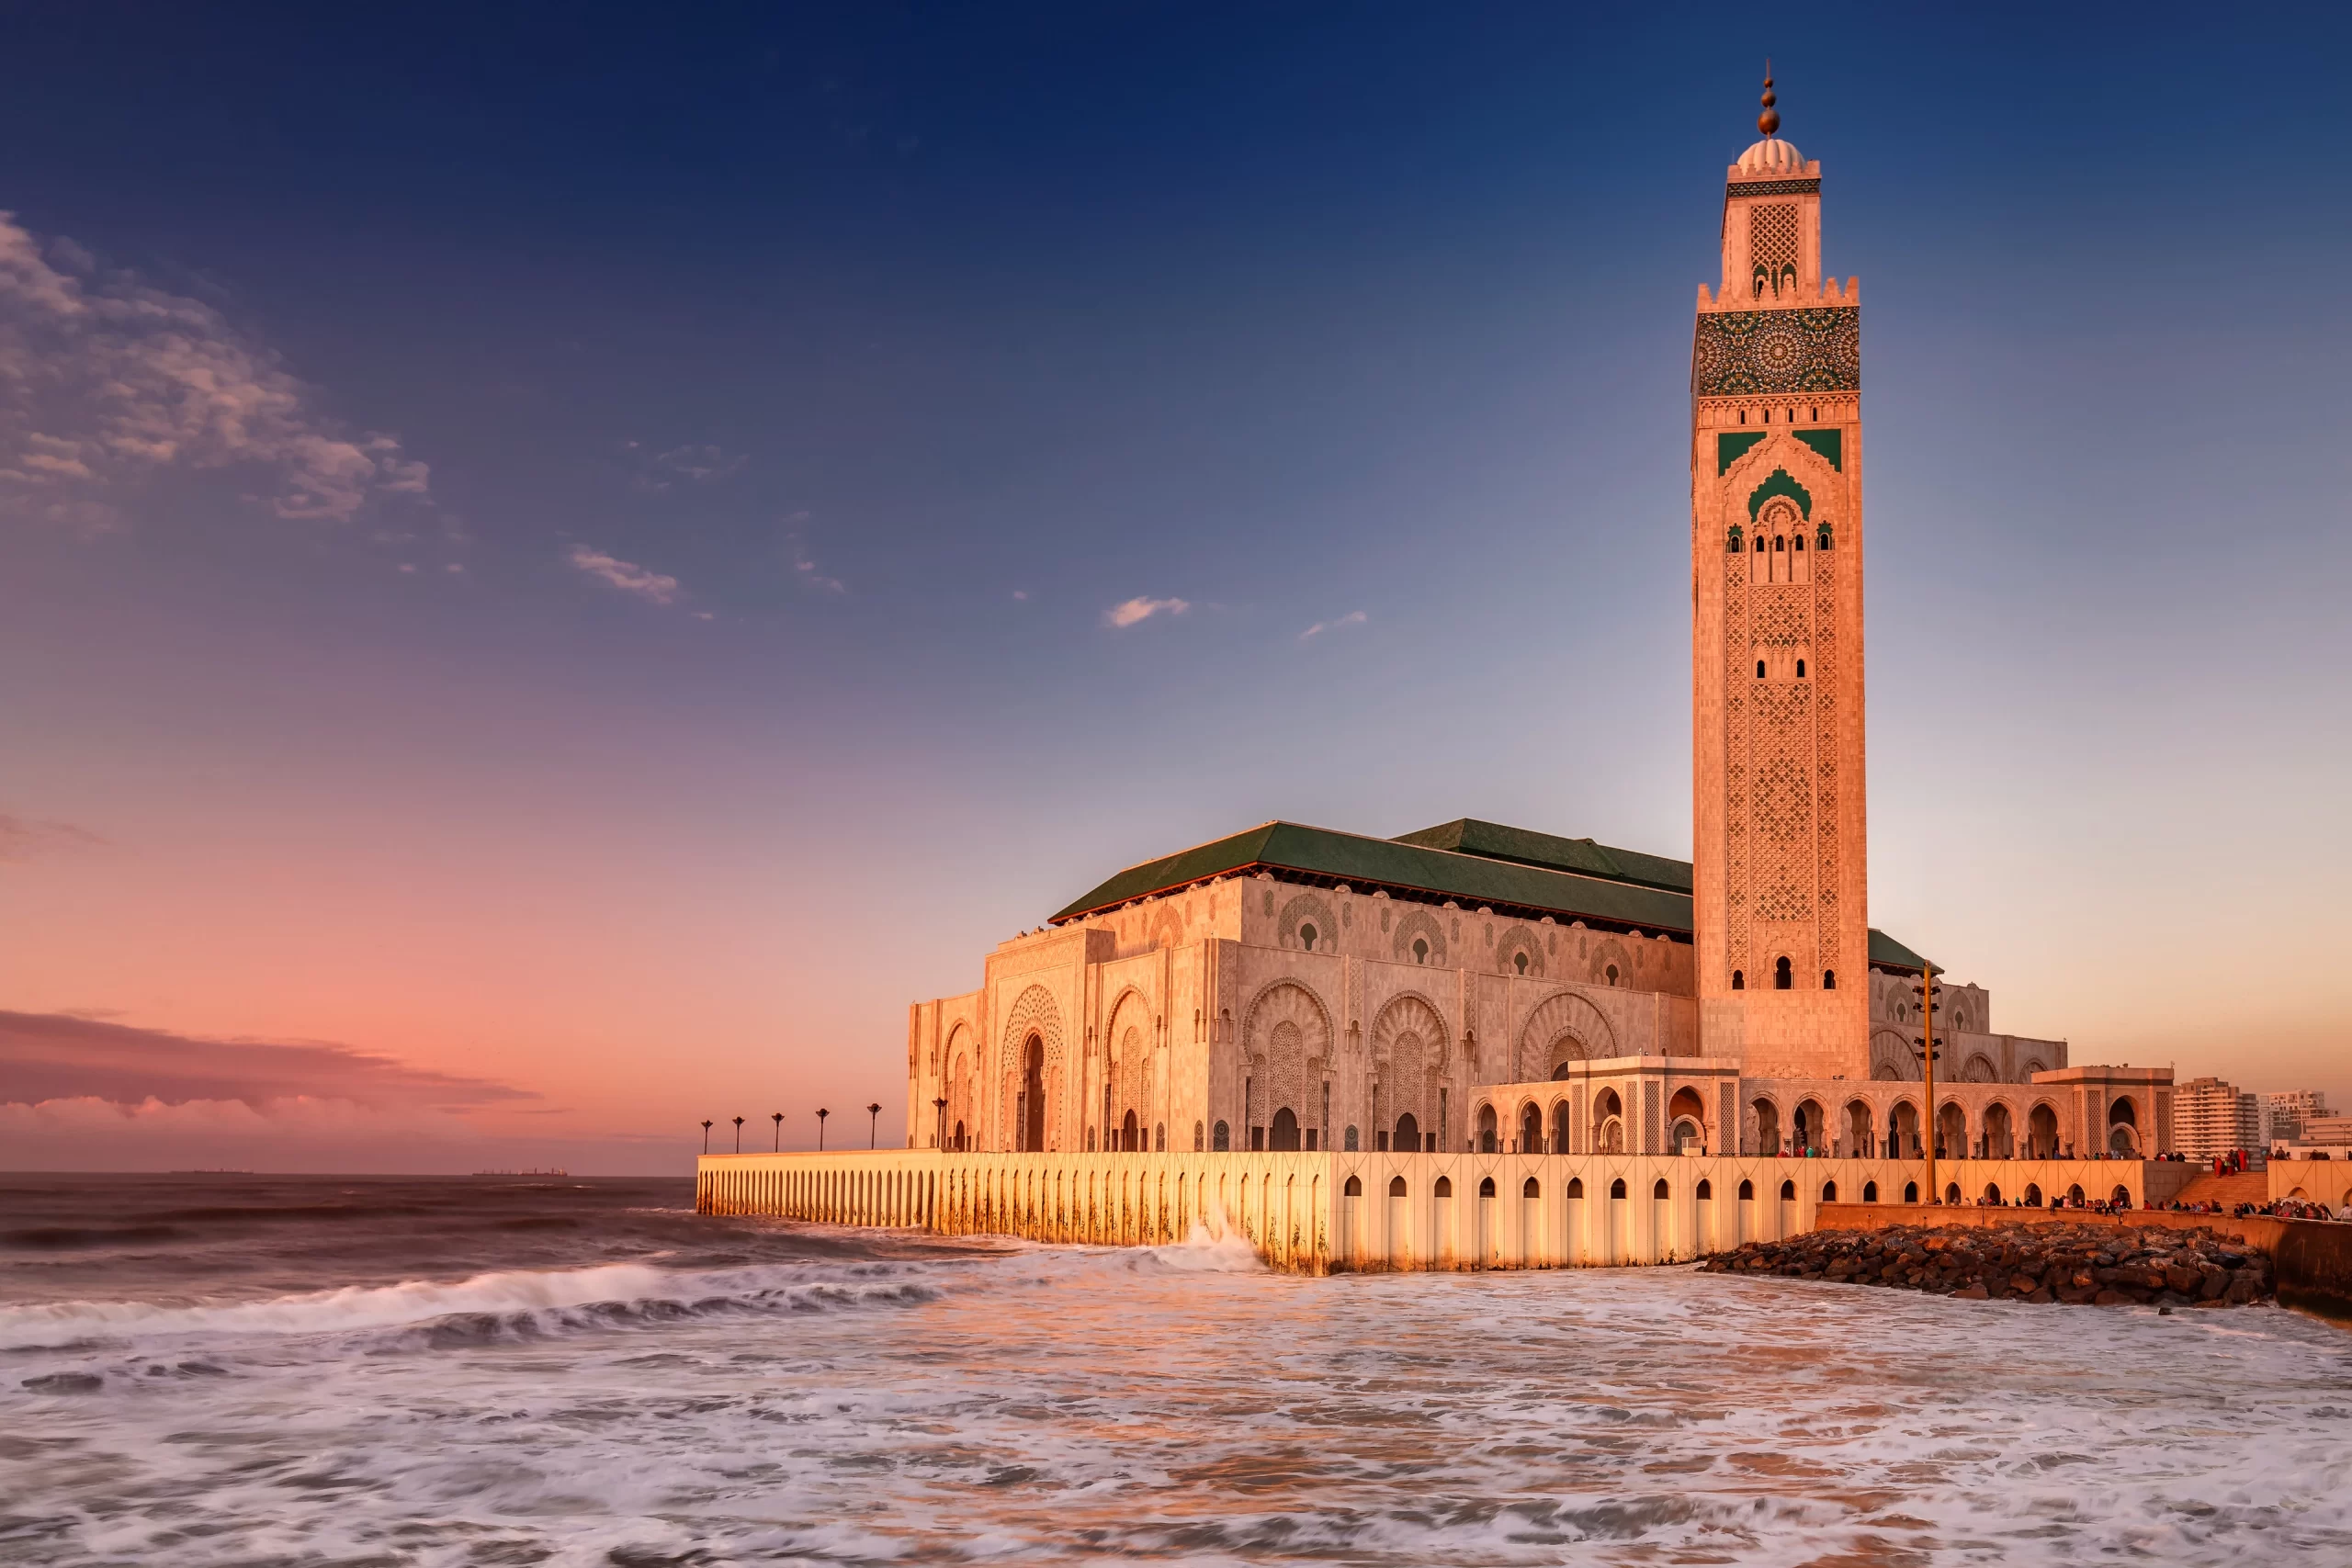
[0,1258,944,1352]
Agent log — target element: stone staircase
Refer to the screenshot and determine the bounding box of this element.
[2169,1169,2269,1210]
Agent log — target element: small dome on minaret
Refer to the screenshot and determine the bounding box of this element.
[1736,64,1803,174]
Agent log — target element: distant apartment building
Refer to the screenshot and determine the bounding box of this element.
[2173,1077,2262,1163]
[2263,1089,2328,1146]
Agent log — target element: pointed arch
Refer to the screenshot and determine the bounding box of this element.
[998,984,1067,1151]
[1515,989,1619,1080]
[1244,980,1333,1145]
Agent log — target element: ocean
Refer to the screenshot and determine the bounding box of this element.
[4,1173,2350,1566]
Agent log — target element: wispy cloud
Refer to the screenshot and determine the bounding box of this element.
[1105,595,1190,628]
[786,516,846,595]
[0,1009,534,1111]
[0,213,431,528]
[1298,609,1368,641]
[567,544,682,605]
[0,812,103,863]
[622,439,746,491]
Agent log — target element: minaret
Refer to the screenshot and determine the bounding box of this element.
[1690,70,1869,1081]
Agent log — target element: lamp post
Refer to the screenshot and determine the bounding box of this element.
[771,1111,784,1152]
[868,1102,883,1148]
[732,1115,744,1154]
[816,1108,829,1150]
[934,1096,948,1151]
[1911,961,1939,1206]
[700,1119,713,1154]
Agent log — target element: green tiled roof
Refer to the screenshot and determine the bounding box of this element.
[1866,928,1933,973]
[1050,814,1934,972]
[1050,820,1693,932]
[1390,818,1693,894]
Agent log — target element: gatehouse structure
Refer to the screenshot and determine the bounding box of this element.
[700,77,2177,1265]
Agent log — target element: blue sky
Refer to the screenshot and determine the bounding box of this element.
[1,5,2346,1169]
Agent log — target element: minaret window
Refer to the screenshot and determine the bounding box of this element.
[1731,970,1745,990]
[1755,660,1766,679]
[1774,956,1792,989]
[1824,970,1837,989]
[1795,659,1806,678]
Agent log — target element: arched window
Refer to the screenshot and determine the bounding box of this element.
[1566,1176,1585,1199]
[1434,1175,1453,1198]
[1412,937,1429,964]
[1773,536,1785,552]
[1794,659,1806,678]
[1736,1179,1754,1201]
[1477,1104,1498,1155]
[1821,1180,1838,1201]
[1755,535,1766,552]
[1609,1178,1627,1199]
[1732,970,1745,990]
[1817,523,1833,549]
[1513,951,1528,975]
[1519,1103,1543,1154]
[1343,1123,1360,1152]
[1605,964,1620,986]
[1774,956,1792,989]
[1155,1122,1166,1151]
[1478,1176,1497,1198]
[1903,1180,1919,1203]
[1695,1179,1713,1200]
[1193,1120,1204,1151]
[1395,1112,1421,1152]
[1792,535,1804,552]
[1652,1178,1669,1200]
[1269,1107,1300,1152]
[1823,969,1836,989]
[1343,1174,1362,1196]
[1212,1120,1230,1152]
[1779,1179,1795,1201]
[1862,1180,1878,1202]
[1756,659,1767,678]
[1523,1177,1540,1199]
[1388,1175,1407,1198]
[1299,923,1317,951]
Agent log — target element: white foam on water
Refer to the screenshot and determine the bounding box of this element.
[0,1256,945,1351]
[6,1242,2352,1566]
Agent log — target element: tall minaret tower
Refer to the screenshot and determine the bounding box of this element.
[1690,71,1869,1080]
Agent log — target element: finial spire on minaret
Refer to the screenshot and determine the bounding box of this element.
[1757,62,1780,136]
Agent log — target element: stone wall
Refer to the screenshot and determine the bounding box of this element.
[698,1150,2178,1275]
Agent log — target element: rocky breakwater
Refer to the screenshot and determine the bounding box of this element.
[1701,1223,2274,1307]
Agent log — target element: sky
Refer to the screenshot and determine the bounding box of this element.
[2,4,2347,1173]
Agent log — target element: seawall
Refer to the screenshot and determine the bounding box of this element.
[696,1149,2184,1274]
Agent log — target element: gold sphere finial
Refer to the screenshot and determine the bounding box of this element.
[1758,61,1780,136]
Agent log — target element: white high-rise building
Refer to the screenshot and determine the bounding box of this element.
[2173,1077,2260,1163]
[2263,1089,2327,1146]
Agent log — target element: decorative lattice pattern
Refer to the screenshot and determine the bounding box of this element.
[1727,177,1819,197]
[1749,204,1799,296]
[1693,308,1859,396]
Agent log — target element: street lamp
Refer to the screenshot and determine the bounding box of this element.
[816,1108,830,1150]
[732,1115,744,1154]
[934,1097,948,1151]
[1910,961,1939,1206]
[771,1111,784,1152]
[701,1119,713,1154]
[868,1102,883,1148]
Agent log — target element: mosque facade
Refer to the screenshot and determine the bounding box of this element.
[899,85,2174,1176]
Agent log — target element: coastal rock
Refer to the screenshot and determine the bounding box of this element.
[1697,1222,2274,1308]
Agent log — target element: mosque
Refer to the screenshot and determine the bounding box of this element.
[899,78,2172,1177]
[701,80,2182,1266]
